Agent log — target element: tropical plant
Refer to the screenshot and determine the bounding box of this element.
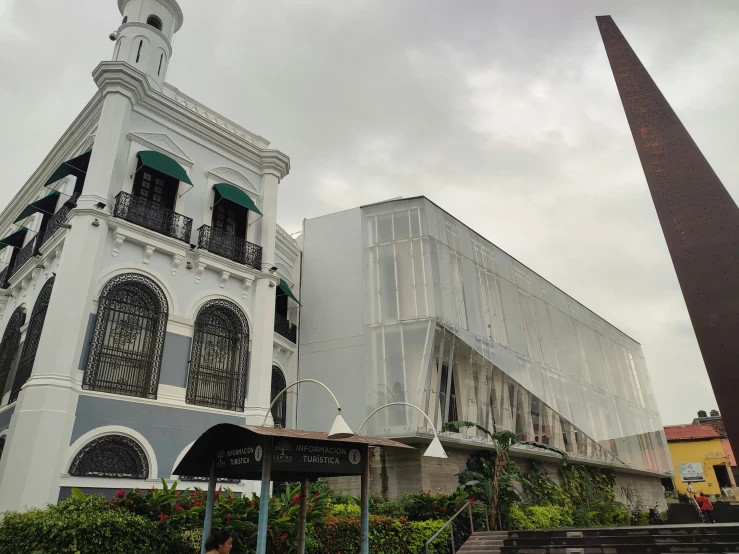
[444,421,567,530]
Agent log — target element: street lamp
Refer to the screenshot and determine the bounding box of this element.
[356,401,448,458]
[355,402,447,554]
[261,378,353,439]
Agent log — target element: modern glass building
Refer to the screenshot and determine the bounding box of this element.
[298,197,671,478]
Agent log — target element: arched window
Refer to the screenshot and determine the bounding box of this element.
[146,15,163,31]
[9,277,55,403]
[69,435,149,479]
[0,436,6,462]
[271,365,287,428]
[186,300,249,411]
[0,307,26,401]
[83,274,168,399]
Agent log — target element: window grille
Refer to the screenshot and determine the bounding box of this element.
[69,435,148,479]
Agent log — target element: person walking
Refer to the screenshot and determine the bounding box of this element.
[695,492,715,524]
[687,482,694,499]
[205,530,234,554]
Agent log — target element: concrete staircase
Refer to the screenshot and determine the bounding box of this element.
[455,531,508,554]
[457,524,739,554]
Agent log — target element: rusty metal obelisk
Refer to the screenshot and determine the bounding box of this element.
[597,16,739,453]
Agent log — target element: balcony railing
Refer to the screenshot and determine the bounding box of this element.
[8,234,40,280]
[0,266,9,290]
[274,313,297,343]
[42,202,73,244]
[197,225,263,271]
[114,192,192,243]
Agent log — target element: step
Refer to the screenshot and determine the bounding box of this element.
[505,534,739,546]
[502,542,739,554]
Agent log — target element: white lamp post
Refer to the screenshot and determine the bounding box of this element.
[356,401,448,458]
[355,402,448,554]
[261,378,354,439]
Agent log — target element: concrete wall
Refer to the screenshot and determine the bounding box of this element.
[615,472,668,512]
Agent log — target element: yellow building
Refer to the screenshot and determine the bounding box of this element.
[665,424,735,497]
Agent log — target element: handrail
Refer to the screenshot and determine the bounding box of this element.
[424,500,488,554]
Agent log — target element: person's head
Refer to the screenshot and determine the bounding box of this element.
[205,530,233,553]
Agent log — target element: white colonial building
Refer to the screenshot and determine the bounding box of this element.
[0,0,301,511]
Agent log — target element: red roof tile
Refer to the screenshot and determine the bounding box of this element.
[664,424,720,441]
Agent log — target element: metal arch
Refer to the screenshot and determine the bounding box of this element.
[9,277,55,403]
[68,434,149,479]
[0,307,26,400]
[82,273,169,399]
[270,365,287,428]
[186,299,250,411]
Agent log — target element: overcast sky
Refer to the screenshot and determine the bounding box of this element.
[2,0,738,425]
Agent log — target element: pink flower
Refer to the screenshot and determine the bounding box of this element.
[159,513,169,522]
[115,489,125,498]
[226,513,232,523]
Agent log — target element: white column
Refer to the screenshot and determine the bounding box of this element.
[0,73,139,511]
[245,172,280,422]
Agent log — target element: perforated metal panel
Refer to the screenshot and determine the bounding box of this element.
[598,16,739,453]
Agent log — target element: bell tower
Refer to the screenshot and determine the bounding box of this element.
[111,0,184,86]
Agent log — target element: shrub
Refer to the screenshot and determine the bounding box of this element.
[331,503,361,516]
[0,494,188,554]
[507,505,574,530]
[311,514,449,554]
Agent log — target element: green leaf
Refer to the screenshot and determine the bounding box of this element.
[71,488,86,500]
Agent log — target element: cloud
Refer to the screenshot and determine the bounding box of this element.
[1,0,737,425]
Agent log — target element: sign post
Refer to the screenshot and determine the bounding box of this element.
[200,461,217,554]
[256,437,273,554]
[297,479,308,554]
[361,447,370,554]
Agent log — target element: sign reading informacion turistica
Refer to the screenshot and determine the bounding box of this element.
[215,437,364,476]
[679,462,705,483]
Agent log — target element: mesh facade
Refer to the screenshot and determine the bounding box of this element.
[357,197,670,474]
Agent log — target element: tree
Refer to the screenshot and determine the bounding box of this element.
[444,421,567,530]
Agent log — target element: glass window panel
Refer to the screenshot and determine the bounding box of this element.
[411,239,428,318]
[393,210,411,240]
[378,243,398,321]
[395,240,416,321]
[363,247,381,324]
[401,320,432,412]
[377,212,393,243]
[364,214,377,245]
[383,323,406,426]
[410,207,421,238]
[518,290,542,362]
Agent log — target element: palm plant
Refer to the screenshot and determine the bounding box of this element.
[444,421,567,530]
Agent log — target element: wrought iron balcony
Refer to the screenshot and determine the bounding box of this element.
[113,192,193,243]
[0,266,9,290]
[274,312,297,343]
[42,202,73,245]
[8,234,40,280]
[197,225,263,271]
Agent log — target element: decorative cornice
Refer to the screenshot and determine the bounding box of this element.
[138,91,291,180]
[193,248,275,285]
[261,150,291,180]
[92,62,152,106]
[276,225,300,258]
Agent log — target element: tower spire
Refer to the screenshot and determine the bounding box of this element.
[597,16,739,453]
[111,0,184,86]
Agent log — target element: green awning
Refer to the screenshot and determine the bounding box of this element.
[14,191,60,223]
[278,279,300,304]
[137,151,192,185]
[0,228,28,252]
[44,150,92,187]
[213,183,262,216]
